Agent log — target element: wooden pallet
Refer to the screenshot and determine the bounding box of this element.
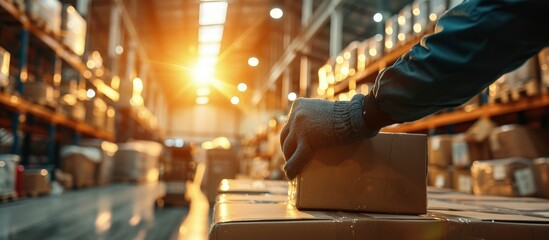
[0,191,18,203]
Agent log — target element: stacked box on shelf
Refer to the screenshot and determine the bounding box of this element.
[471,158,537,197]
[22,81,55,107]
[356,40,368,72]
[451,133,491,193]
[61,4,86,56]
[448,0,464,9]
[429,0,448,23]
[428,135,454,189]
[25,0,62,36]
[397,5,413,47]
[84,97,107,128]
[534,158,549,199]
[0,154,19,198]
[489,57,540,103]
[367,34,384,63]
[384,15,399,53]
[489,124,548,159]
[58,81,85,121]
[338,41,359,80]
[0,47,10,89]
[412,0,429,36]
[538,48,549,93]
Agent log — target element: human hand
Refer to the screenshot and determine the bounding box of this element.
[280,94,378,179]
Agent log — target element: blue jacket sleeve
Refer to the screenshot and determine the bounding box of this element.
[363,0,549,130]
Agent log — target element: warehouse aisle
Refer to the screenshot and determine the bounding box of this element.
[0,183,190,240]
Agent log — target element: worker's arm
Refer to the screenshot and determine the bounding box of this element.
[364,0,549,130]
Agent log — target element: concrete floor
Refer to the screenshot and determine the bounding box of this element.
[0,183,194,240]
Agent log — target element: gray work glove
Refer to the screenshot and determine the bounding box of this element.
[280,94,379,180]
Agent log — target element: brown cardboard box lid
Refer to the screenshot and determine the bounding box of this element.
[213,202,332,224]
[430,210,549,223]
[216,194,288,204]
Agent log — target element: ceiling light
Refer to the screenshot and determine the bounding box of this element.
[199,25,224,42]
[86,89,96,98]
[288,92,297,101]
[115,45,124,55]
[270,7,283,19]
[196,96,209,105]
[237,83,247,92]
[373,13,383,22]
[193,63,214,85]
[248,57,259,67]
[231,96,240,105]
[199,1,228,25]
[198,42,221,56]
[198,56,218,66]
[196,87,211,96]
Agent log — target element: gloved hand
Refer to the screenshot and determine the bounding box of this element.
[280,94,379,180]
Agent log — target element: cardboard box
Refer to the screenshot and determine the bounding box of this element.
[22,81,54,106]
[84,98,107,128]
[397,4,413,46]
[428,165,453,189]
[507,57,540,98]
[356,40,368,72]
[384,15,399,52]
[61,153,97,188]
[453,168,473,193]
[534,158,549,199]
[113,150,159,183]
[412,0,429,36]
[0,47,10,88]
[452,134,491,168]
[539,48,549,92]
[429,0,448,22]
[217,179,288,195]
[0,154,19,196]
[490,125,548,159]
[471,158,537,197]
[61,4,87,56]
[290,133,427,214]
[210,201,549,240]
[25,0,62,36]
[22,169,51,196]
[429,135,453,167]
[162,160,189,181]
[80,139,117,186]
[367,35,384,62]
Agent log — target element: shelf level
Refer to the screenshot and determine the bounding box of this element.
[0,92,114,141]
[0,0,119,102]
[383,93,549,133]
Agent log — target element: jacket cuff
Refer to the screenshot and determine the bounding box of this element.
[363,93,399,130]
[334,94,377,143]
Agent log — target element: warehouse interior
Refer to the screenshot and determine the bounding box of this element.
[1,0,549,239]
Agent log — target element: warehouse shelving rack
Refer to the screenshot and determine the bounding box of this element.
[329,29,549,134]
[0,0,115,172]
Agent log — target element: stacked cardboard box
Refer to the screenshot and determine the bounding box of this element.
[80,139,117,186]
[471,158,537,197]
[412,0,429,36]
[22,81,55,106]
[384,15,399,53]
[210,190,549,240]
[539,48,549,92]
[61,4,86,56]
[60,146,101,188]
[428,135,454,189]
[25,0,62,36]
[397,5,413,46]
[21,169,51,196]
[534,158,549,199]
[84,97,107,128]
[490,124,548,159]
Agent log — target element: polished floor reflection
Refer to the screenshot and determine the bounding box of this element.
[0,183,191,240]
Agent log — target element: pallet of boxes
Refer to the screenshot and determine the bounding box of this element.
[59,145,102,189]
[0,154,19,201]
[113,141,163,184]
[209,132,549,240]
